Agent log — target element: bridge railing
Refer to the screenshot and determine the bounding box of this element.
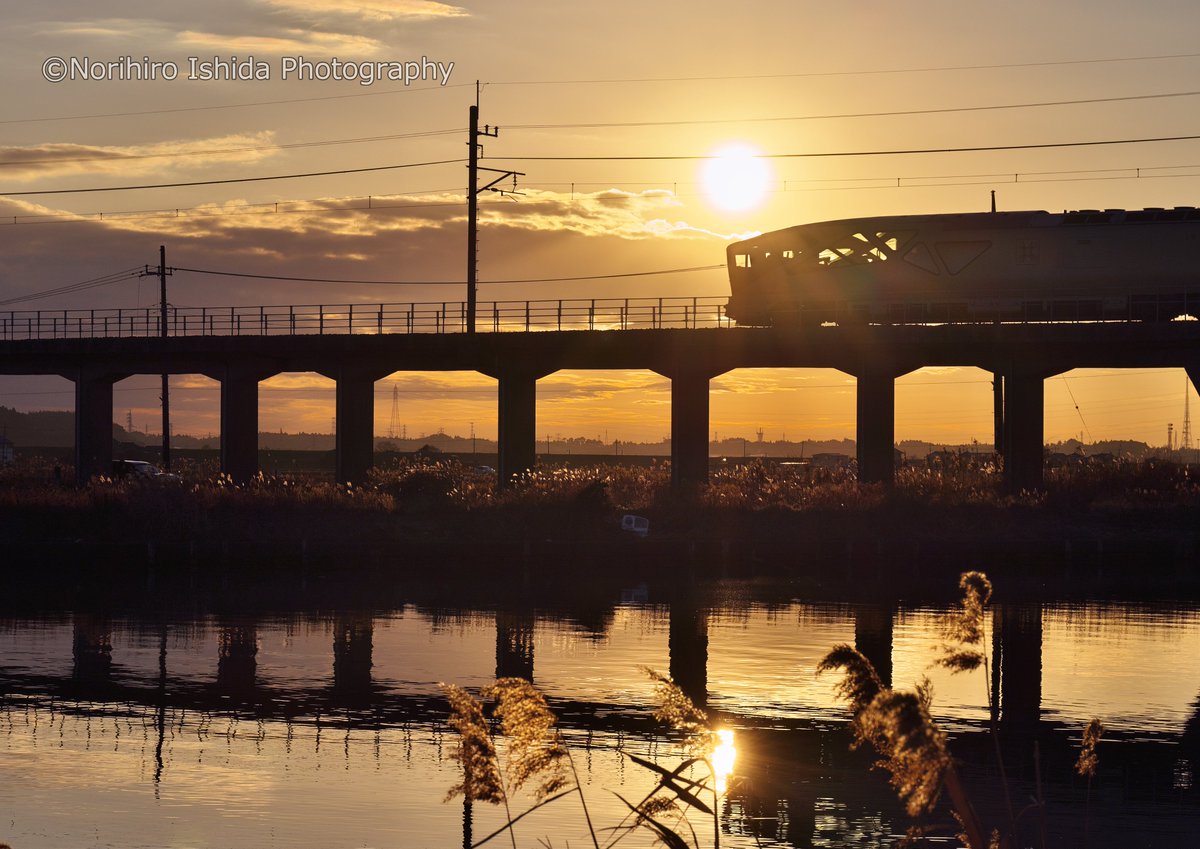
[0,297,733,339]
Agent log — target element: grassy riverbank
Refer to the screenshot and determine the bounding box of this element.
[2,456,1198,595]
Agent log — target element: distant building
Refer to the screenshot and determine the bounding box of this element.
[0,435,14,465]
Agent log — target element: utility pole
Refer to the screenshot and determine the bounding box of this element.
[466,81,523,334]
[141,246,173,470]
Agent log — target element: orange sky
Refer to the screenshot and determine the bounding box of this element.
[2,2,1200,445]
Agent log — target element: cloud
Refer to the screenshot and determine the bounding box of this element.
[260,0,469,22]
[177,28,382,55]
[40,19,167,40]
[0,133,279,181]
[0,185,732,313]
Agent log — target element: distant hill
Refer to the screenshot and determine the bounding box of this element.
[0,406,76,447]
[0,405,1156,458]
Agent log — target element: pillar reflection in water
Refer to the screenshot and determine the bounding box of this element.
[996,603,1043,727]
[332,615,374,700]
[853,605,895,688]
[72,613,113,682]
[495,610,535,681]
[669,596,708,707]
[217,621,258,697]
[729,727,819,846]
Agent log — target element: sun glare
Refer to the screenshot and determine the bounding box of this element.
[701,144,771,213]
[711,728,737,795]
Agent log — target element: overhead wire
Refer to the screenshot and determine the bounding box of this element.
[8,132,1200,199]
[507,90,1200,131]
[0,129,466,169]
[0,267,142,307]
[7,161,1200,227]
[0,83,474,125]
[1058,375,1094,441]
[5,87,1195,172]
[7,50,1199,127]
[0,158,467,196]
[171,264,725,286]
[490,51,1200,85]
[493,133,1200,162]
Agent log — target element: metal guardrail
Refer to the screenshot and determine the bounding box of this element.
[0,297,733,340]
[2,294,1196,340]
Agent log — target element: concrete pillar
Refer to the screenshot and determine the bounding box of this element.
[220,368,260,482]
[668,369,712,488]
[669,596,708,707]
[217,622,257,696]
[1003,370,1046,492]
[332,615,374,698]
[854,605,895,688]
[496,610,535,681]
[335,369,376,484]
[74,370,115,483]
[996,604,1042,727]
[72,613,113,681]
[856,370,896,485]
[497,371,542,484]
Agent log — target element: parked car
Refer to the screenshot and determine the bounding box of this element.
[112,460,177,480]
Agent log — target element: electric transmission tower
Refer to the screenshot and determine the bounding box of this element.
[388,384,401,439]
[1183,374,1193,451]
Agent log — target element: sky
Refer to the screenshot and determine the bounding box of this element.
[2,0,1200,446]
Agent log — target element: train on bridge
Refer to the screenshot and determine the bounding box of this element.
[725,207,1200,326]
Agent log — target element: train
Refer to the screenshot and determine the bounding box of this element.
[724,207,1200,326]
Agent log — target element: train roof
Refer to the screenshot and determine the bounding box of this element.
[730,207,1200,248]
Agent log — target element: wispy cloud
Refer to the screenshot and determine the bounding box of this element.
[0,132,279,181]
[260,0,470,22]
[177,28,382,55]
[37,18,168,40]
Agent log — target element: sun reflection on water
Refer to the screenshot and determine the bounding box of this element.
[712,728,736,795]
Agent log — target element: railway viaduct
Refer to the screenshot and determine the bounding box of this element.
[3,320,1199,492]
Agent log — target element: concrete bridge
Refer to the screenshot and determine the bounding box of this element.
[3,314,1199,491]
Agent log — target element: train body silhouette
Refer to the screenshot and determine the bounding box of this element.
[724,207,1200,326]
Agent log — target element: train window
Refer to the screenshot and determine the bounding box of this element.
[782,250,796,259]
[814,230,915,267]
[902,242,939,274]
[735,254,751,268]
[818,247,854,266]
[935,240,991,275]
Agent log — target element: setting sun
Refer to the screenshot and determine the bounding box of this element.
[701,144,771,213]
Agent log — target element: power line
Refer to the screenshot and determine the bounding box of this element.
[7,86,1187,172]
[0,129,465,169]
[0,158,467,197]
[172,264,725,286]
[0,83,474,126]
[494,133,1200,162]
[6,157,1200,229]
[1,86,1189,178]
[0,189,468,226]
[11,131,1200,200]
[0,267,142,307]
[1059,374,1093,441]
[9,51,1197,127]
[490,51,1200,85]
[508,90,1200,131]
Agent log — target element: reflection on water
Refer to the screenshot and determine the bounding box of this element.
[1,583,1199,848]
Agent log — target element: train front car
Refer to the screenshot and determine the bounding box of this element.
[724,208,1200,326]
